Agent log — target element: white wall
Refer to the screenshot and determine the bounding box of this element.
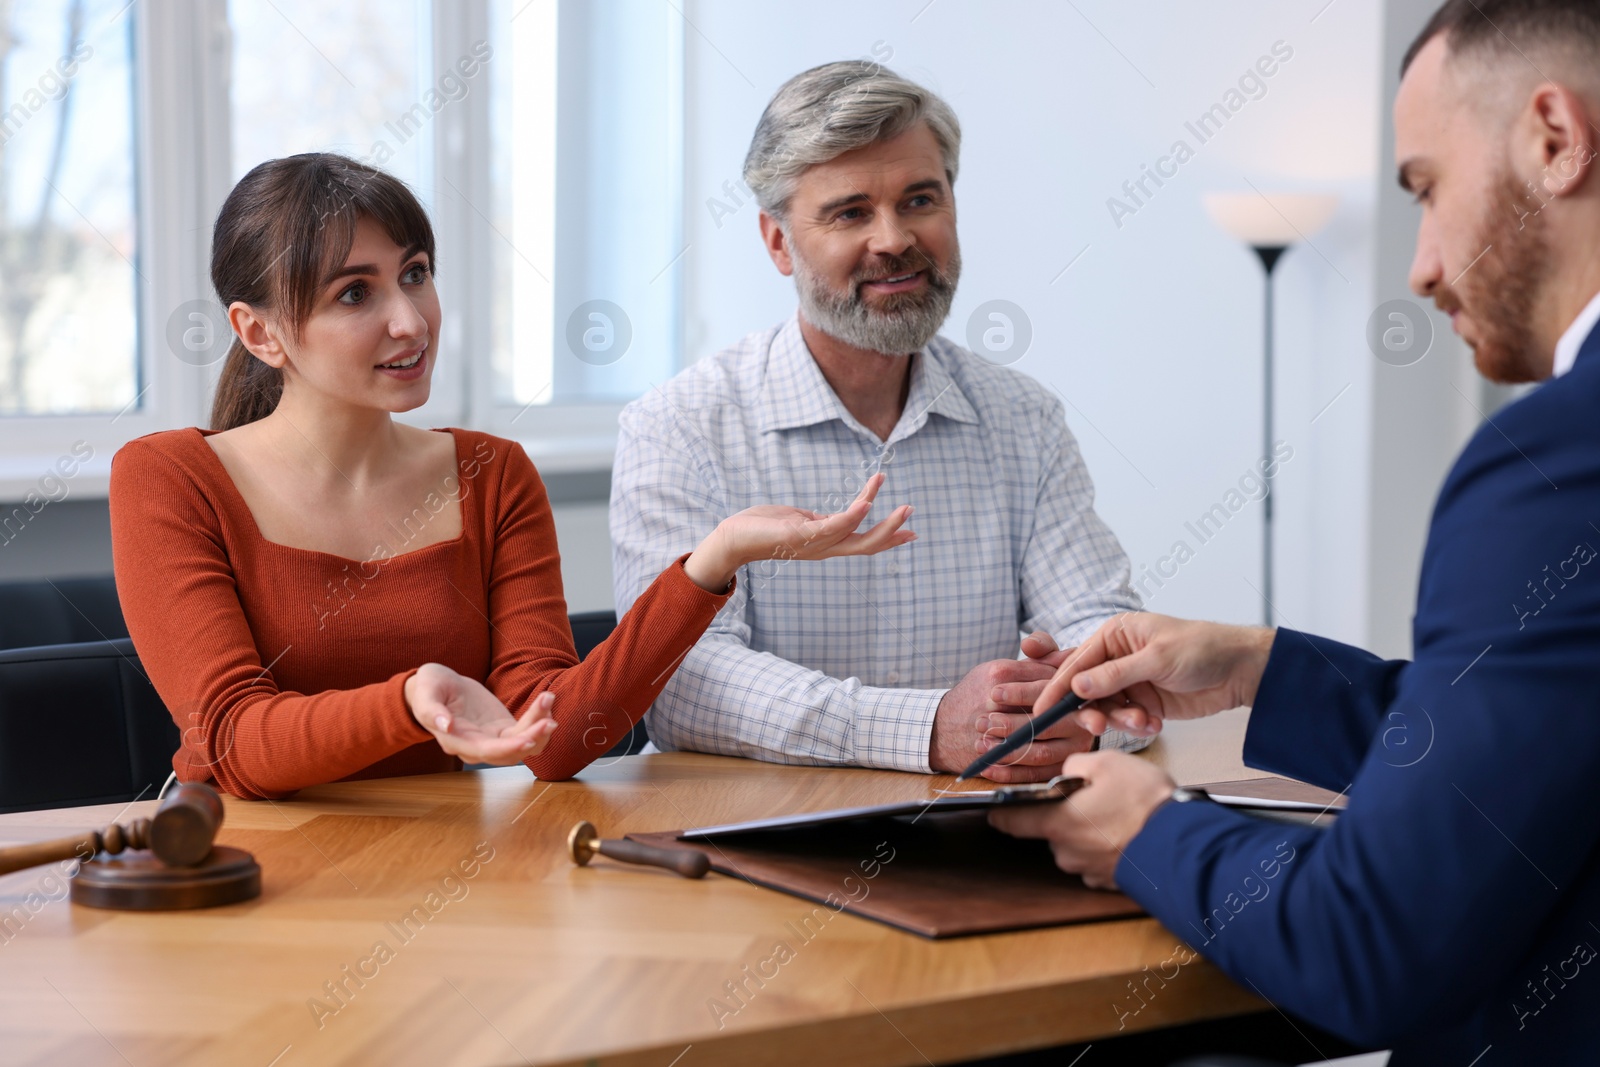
[681,0,1383,644]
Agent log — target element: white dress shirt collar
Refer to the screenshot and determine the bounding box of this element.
[1552,287,1600,378]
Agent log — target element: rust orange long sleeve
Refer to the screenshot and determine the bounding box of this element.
[108,427,732,800]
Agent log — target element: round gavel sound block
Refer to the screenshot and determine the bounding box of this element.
[0,782,262,911]
[71,845,261,911]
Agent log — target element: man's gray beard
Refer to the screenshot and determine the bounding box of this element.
[792,245,961,356]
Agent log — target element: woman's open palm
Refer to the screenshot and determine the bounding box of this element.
[405,663,558,765]
[717,472,915,565]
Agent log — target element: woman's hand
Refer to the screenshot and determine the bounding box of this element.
[1034,613,1276,739]
[404,663,557,765]
[683,472,915,592]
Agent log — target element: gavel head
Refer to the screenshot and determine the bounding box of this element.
[150,782,224,868]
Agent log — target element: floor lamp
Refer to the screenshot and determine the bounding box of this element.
[1202,192,1338,626]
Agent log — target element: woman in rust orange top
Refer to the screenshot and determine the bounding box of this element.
[109,154,914,801]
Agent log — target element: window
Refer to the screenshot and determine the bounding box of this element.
[479,0,684,436]
[0,0,683,486]
[229,0,433,195]
[0,0,137,417]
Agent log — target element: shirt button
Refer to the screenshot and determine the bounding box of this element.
[886,670,901,684]
[887,561,900,576]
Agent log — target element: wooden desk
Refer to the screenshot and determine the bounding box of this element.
[0,711,1269,1067]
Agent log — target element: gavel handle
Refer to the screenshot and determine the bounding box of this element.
[0,832,100,878]
[597,838,711,879]
[0,817,152,878]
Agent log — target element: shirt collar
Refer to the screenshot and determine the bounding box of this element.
[755,314,979,438]
[898,335,980,439]
[1552,287,1600,378]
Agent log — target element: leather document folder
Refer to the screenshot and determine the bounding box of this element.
[627,776,1344,939]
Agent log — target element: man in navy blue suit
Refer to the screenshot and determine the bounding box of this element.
[990,1,1600,1061]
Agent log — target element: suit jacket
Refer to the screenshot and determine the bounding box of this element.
[1120,321,1600,1063]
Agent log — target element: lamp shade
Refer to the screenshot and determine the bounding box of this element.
[1203,192,1338,246]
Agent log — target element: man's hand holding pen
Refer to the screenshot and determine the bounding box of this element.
[987,613,1278,888]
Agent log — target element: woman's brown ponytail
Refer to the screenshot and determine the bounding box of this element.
[210,339,283,431]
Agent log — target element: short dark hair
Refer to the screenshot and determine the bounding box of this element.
[1402,0,1600,76]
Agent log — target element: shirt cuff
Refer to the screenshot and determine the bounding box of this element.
[850,685,945,772]
[1101,728,1154,753]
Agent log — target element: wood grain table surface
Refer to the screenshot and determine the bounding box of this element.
[0,709,1271,1067]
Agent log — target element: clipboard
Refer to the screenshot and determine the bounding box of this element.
[679,775,1085,841]
[677,773,1343,842]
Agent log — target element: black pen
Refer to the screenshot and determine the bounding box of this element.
[955,691,1095,782]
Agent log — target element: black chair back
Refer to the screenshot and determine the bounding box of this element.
[0,575,128,648]
[567,610,648,757]
[568,610,616,660]
[0,638,177,814]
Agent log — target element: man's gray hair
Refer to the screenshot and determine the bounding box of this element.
[742,61,961,222]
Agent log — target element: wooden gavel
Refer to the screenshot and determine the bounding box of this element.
[0,782,260,911]
[568,820,710,879]
[0,782,223,877]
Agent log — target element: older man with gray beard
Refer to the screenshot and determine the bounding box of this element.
[610,61,1143,781]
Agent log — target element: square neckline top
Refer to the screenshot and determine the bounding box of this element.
[186,425,467,566]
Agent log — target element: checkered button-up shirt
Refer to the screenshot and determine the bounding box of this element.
[611,314,1143,772]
